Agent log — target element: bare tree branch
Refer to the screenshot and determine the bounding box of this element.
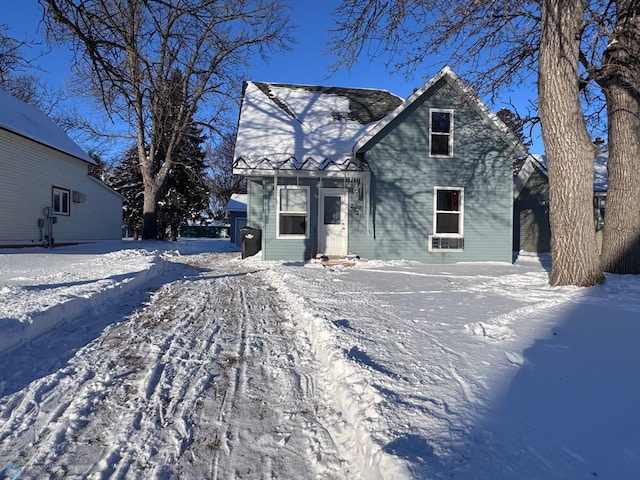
[42,0,293,239]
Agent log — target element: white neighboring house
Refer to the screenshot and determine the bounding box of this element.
[0,90,123,247]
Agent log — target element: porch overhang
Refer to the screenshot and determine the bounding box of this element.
[233,155,369,178]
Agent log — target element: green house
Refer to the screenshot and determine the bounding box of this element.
[233,67,524,262]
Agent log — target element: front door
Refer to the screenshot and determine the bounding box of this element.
[318,188,348,256]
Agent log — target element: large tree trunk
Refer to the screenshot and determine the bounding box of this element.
[599,0,640,274]
[142,182,161,240]
[600,91,640,273]
[538,0,604,286]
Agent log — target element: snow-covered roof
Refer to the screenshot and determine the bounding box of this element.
[514,155,548,199]
[226,193,247,212]
[0,89,95,164]
[354,66,527,156]
[593,146,608,192]
[515,146,609,197]
[233,82,402,175]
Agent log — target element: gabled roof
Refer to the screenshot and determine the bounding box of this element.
[354,66,527,156]
[514,155,548,199]
[226,193,247,212]
[233,82,402,175]
[0,89,95,164]
[514,145,609,198]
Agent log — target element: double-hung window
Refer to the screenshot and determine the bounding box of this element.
[52,186,70,215]
[277,185,309,238]
[430,109,453,157]
[429,187,464,251]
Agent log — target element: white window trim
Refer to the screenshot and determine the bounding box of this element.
[429,108,454,158]
[52,186,71,216]
[276,185,310,239]
[429,186,464,252]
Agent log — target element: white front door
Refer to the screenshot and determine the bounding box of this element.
[318,188,348,256]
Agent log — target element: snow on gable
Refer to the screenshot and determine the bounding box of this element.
[226,193,247,212]
[233,82,402,174]
[0,90,95,164]
[516,146,610,196]
[514,155,547,199]
[355,66,526,156]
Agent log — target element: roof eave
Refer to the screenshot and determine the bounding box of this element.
[354,66,456,154]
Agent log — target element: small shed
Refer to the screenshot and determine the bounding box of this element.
[513,155,551,253]
[513,146,610,254]
[226,193,247,247]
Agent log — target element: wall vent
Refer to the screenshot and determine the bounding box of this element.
[72,191,87,203]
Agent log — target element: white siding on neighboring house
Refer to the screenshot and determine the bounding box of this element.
[0,127,123,246]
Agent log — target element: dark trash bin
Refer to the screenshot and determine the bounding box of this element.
[240,227,262,259]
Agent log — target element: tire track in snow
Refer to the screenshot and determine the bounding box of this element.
[207,272,348,480]
[0,253,347,479]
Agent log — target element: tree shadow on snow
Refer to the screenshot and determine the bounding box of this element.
[434,278,640,479]
[346,346,399,378]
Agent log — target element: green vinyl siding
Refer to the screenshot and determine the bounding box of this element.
[259,178,318,261]
[513,168,551,253]
[247,179,263,228]
[351,78,514,263]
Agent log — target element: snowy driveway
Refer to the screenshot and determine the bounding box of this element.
[2,242,640,479]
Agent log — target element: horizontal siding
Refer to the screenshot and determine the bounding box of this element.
[247,179,263,228]
[261,178,319,261]
[350,78,514,263]
[247,76,515,264]
[1,130,122,245]
[514,169,551,252]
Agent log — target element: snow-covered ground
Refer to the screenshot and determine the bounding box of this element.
[1,239,639,479]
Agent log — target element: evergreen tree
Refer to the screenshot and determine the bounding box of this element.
[496,108,532,151]
[110,122,210,241]
[158,121,210,241]
[109,147,144,238]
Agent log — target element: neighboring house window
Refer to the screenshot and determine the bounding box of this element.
[277,186,309,238]
[429,187,464,251]
[430,109,453,157]
[52,187,70,215]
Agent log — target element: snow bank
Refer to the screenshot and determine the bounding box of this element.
[263,267,410,479]
[0,240,235,354]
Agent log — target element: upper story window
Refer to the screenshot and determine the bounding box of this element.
[52,186,70,215]
[430,109,453,157]
[277,185,309,238]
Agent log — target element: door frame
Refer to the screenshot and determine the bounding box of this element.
[317,188,348,256]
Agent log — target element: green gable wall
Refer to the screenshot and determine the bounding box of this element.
[352,78,515,263]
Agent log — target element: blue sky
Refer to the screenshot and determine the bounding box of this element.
[4,1,543,153]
